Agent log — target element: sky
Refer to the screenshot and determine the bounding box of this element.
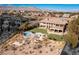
[0,4,79,12]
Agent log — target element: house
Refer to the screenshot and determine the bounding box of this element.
[55,14,62,17]
[15,18,21,27]
[71,15,79,19]
[63,14,70,18]
[65,15,78,22]
[39,17,68,35]
[2,20,9,31]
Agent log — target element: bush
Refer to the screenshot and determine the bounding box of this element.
[39,50,42,53]
[65,18,79,48]
[47,34,63,41]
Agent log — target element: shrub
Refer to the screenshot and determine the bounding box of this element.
[48,34,63,41]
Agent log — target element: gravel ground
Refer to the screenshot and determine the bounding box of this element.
[0,33,65,55]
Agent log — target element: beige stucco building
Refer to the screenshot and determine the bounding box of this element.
[39,17,68,35]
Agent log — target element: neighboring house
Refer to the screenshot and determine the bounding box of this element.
[2,20,9,31]
[15,18,21,27]
[39,17,68,35]
[71,15,79,19]
[63,14,70,18]
[66,15,79,22]
[55,14,62,17]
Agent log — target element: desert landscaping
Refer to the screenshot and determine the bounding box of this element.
[0,33,65,55]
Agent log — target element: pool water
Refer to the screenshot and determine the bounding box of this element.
[23,31,33,37]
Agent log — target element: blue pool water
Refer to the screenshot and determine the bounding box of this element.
[23,31,32,37]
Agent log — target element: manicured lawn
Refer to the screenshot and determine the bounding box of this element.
[47,34,64,41]
[29,28,47,34]
[29,27,64,41]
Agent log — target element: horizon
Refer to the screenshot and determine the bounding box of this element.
[0,4,79,12]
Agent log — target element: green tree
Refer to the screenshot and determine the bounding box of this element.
[65,17,79,48]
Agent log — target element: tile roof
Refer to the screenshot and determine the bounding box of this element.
[40,17,68,25]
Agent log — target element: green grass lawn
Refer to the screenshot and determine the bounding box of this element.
[29,27,64,41]
[47,34,64,41]
[29,28,47,34]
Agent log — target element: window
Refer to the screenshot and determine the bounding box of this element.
[51,23,53,25]
[40,25,45,27]
[59,30,62,32]
[60,24,63,27]
[43,22,46,24]
[40,25,43,27]
[6,23,9,25]
[56,24,59,26]
[55,29,58,32]
[50,29,54,31]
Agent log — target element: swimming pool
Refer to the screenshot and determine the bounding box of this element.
[23,31,33,37]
